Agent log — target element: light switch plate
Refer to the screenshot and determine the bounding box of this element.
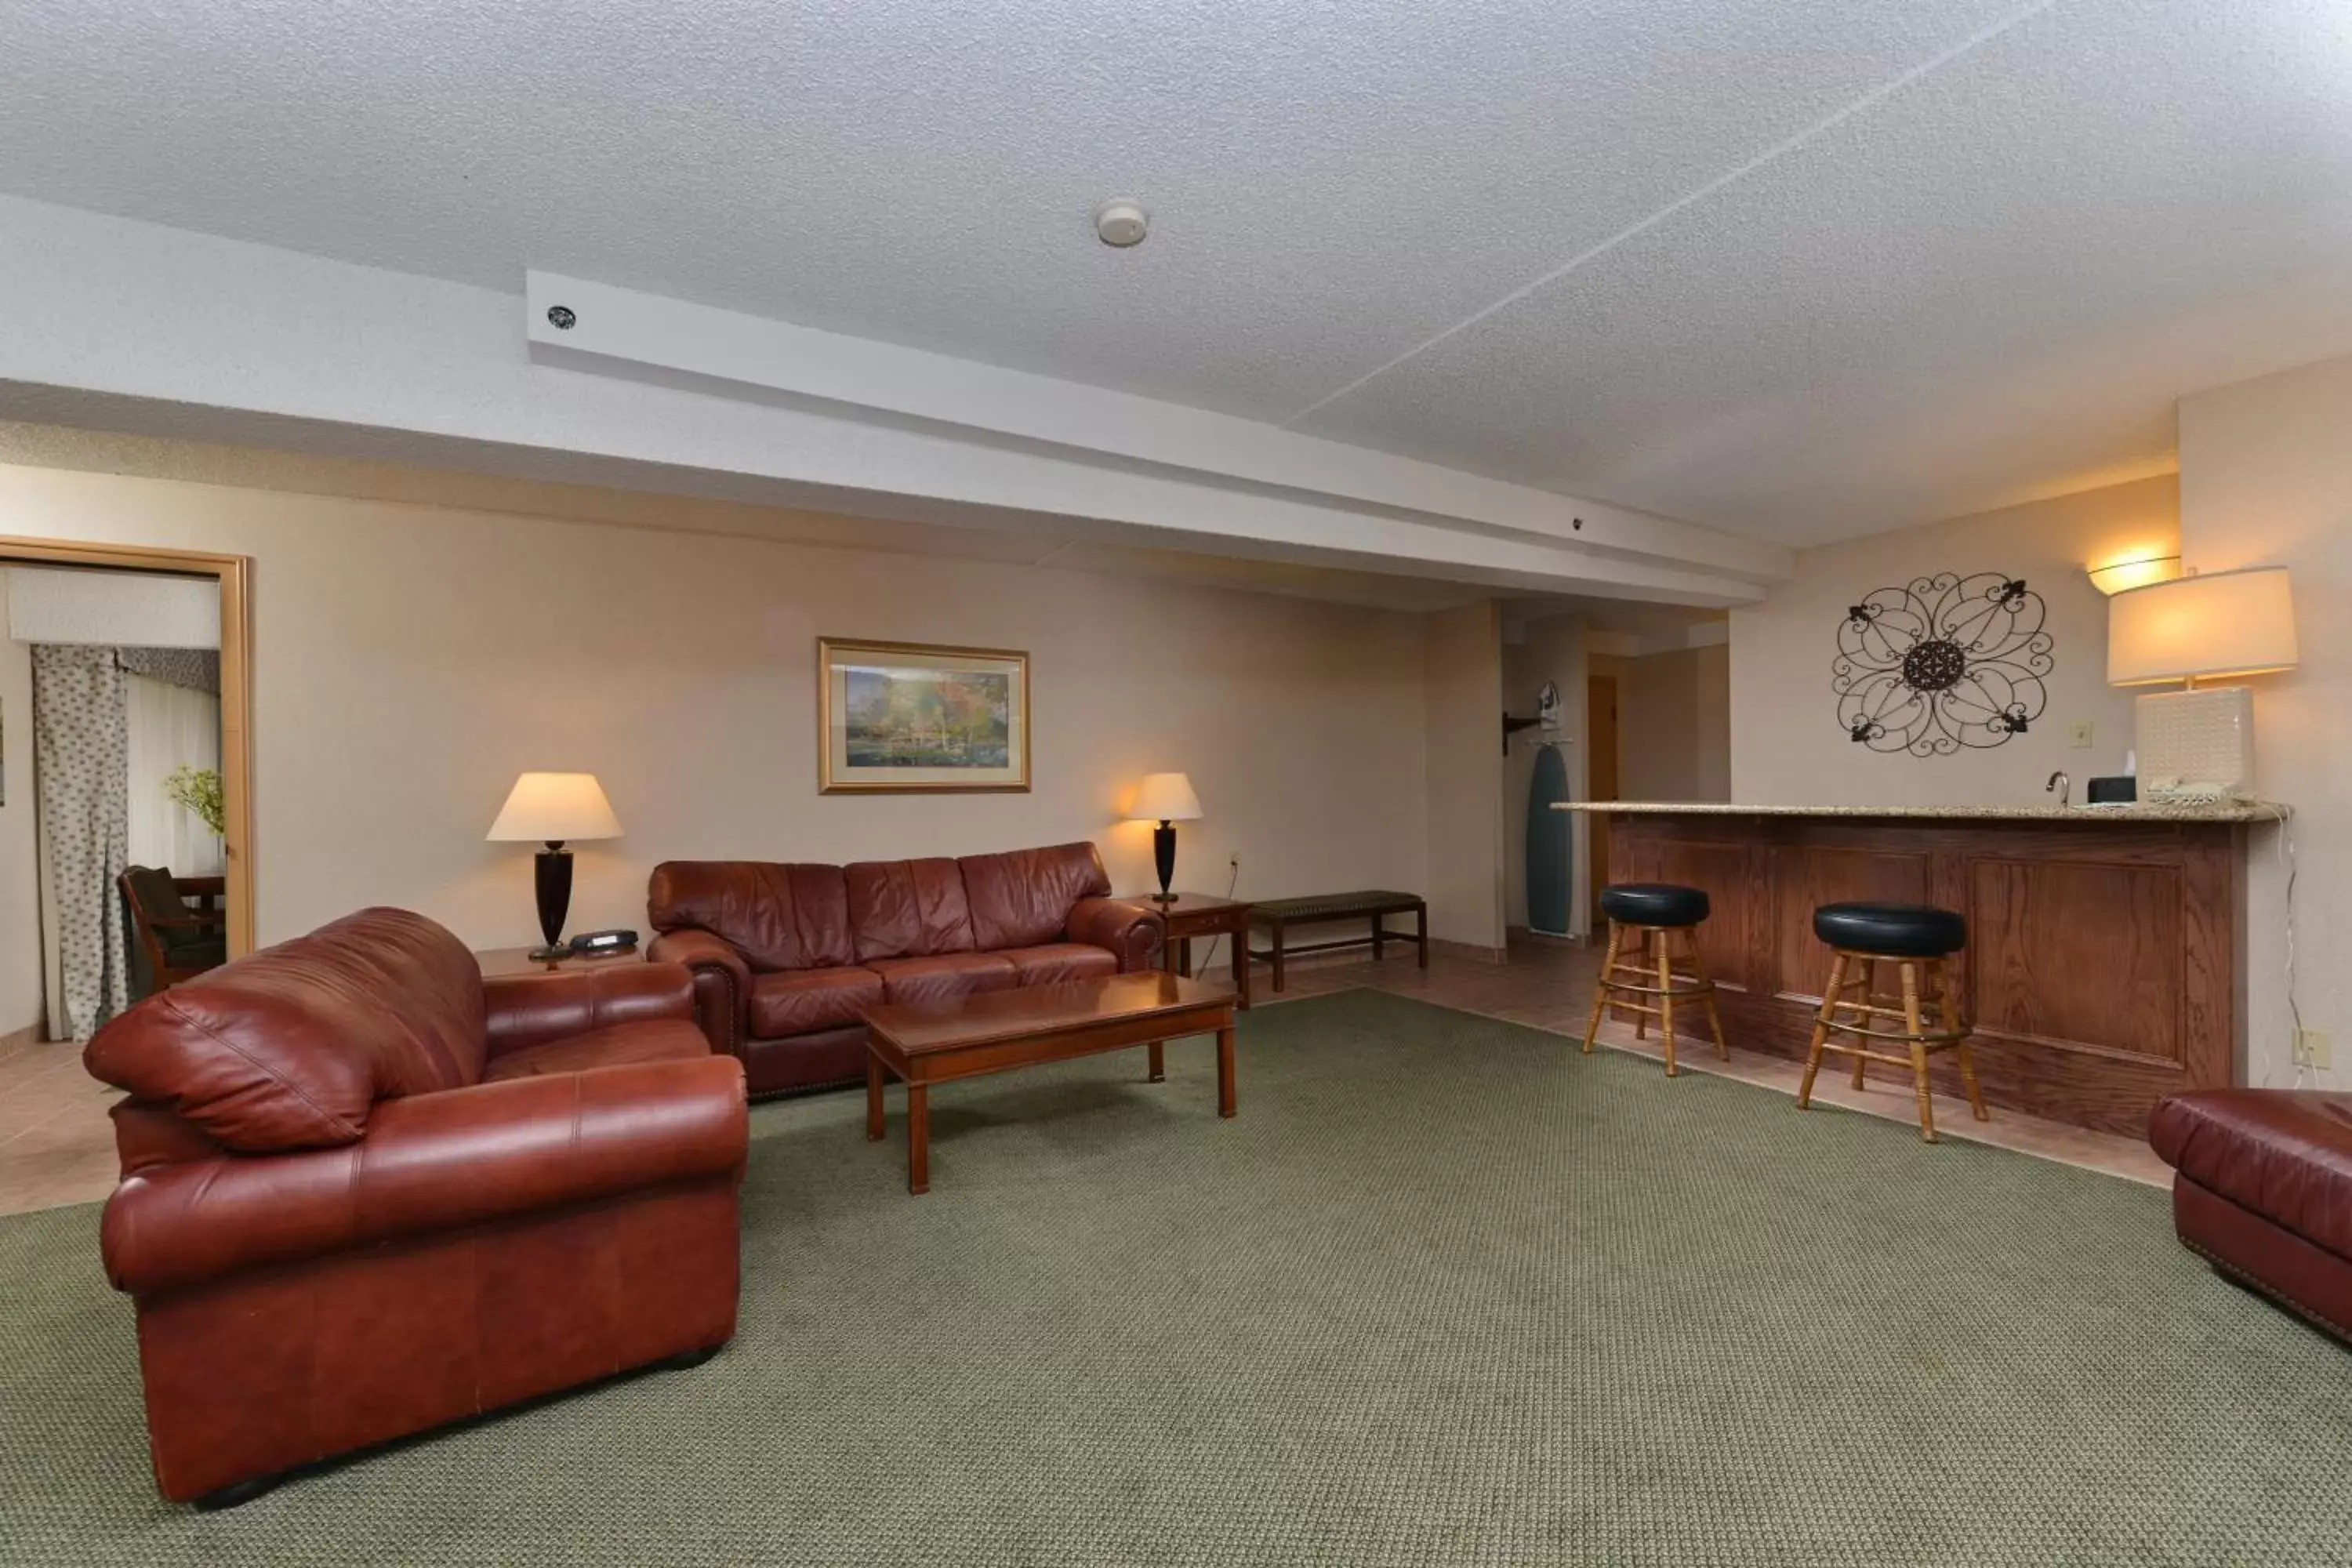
[2294,1029,2332,1070]
[2069,720,2094,749]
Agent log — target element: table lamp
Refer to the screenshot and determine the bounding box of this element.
[487,771,624,958]
[1127,771,1203,904]
[2107,565,2297,797]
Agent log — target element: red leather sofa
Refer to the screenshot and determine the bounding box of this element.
[82,907,748,1507]
[2149,1088,2352,1344]
[648,840,1163,1096]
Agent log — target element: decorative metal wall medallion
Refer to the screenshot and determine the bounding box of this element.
[1832,572,2051,755]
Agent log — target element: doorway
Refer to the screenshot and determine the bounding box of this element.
[1,536,252,1047]
[1586,673,1620,924]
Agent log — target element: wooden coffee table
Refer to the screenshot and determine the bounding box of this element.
[863,972,1236,1195]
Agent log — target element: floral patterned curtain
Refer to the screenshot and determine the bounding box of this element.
[114,645,219,695]
[32,645,130,1040]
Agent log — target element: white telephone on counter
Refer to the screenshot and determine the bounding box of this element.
[2142,777,2241,805]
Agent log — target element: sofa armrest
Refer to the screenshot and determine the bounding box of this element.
[646,931,752,1056]
[1068,897,1165,973]
[99,1055,747,1296]
[483,960,696,1059]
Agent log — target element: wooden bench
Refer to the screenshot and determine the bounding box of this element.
[1247,890,1428,992]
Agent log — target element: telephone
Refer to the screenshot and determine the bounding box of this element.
[568,928,640,956]
[2141,778,2240,805]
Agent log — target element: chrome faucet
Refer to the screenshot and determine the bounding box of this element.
[2046,770,2071,808]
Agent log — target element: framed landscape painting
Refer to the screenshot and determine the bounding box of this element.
[818,638,1030,793]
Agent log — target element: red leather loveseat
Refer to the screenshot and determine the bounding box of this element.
[82,907,748,1506]
[647,840,1163,1096]
[2151,1088,2352,1344]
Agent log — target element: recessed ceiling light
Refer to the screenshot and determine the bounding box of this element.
[1094,199,1149,249]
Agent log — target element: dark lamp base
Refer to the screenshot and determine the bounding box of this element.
[526,943,570,963]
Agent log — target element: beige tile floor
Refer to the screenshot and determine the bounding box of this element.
[0,1030,126,1218]
[0,936,2168,1220]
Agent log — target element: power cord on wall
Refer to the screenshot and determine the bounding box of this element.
[2254,802,2303,1089]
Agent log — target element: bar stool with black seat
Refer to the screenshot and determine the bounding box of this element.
[1796,902,1987,1142]
[1580,883,1727,1077]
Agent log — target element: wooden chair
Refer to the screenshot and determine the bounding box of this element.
[118,866,229,1000]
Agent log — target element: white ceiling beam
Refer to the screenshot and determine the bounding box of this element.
[0,195,1776,603]
[523,271,1791,585]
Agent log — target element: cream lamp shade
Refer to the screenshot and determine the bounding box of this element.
[2107,566,2298,687]
[485,771,624,843]
[1127,771,1203,822]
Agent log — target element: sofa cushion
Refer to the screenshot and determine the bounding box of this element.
[647,861,855,972]
[750,967,886,1038]
[960,842,1112,951]
[846,858,976,962]
[2151,1090,2352,1261]
[82,908,487,1152]
[867,953,1019,1006]
[999,943,1120,987]
[481,1018,713,1081]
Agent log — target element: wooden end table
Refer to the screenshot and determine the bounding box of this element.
[1138,891,1252,1010]
[863,972,1236,1194]
[474,945,643,978]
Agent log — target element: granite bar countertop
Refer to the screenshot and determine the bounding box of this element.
[1552,800,2288,823]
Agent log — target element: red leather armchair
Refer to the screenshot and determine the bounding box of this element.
[2151,1088,2352,1344]
[83,907,748,1507]
[648,840,1163,1096]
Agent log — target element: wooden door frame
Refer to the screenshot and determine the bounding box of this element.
[1,535,255,957]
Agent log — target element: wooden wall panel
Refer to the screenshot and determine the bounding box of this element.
[1770,844,1929,1004]
[1649,839,1755,995]
[1967,858,2183,1063]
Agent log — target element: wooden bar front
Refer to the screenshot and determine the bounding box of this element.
[1597,809,2246,1137]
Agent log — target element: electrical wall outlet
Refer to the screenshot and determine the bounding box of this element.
[2294,1029,2332,1070]
[2069,720,2094,749]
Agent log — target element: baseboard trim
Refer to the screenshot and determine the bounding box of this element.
[0,1022,44,1058]
[1430,938,1508,964]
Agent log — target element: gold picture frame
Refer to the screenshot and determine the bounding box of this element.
[817,637,1031,793]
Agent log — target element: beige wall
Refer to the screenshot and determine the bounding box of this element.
[1730,476,2176,807]
[1605,643,1730,804]
[1423,599,1506,952]
[0,575,36,1036]
[0,462,1433,1003]
[1501,614,1588,936]
[2180,353,2352,1091]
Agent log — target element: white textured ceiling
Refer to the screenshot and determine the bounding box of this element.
[4,0,2350,545]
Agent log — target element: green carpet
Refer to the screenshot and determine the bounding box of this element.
[4,990,2350,1566]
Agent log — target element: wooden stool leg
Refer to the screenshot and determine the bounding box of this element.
[1900,960,1936,1143]
[1656,929,1679,1077]
[1850,959,1871,1090]
[1631,929,1651,1040]
[1797,952,1847,1109]
[1938,959,1988,1122]
[1686,927,1729,1062]
[1581,920,1622,1055]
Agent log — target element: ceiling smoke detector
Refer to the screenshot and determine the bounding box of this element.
[1094,199,1149,248]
